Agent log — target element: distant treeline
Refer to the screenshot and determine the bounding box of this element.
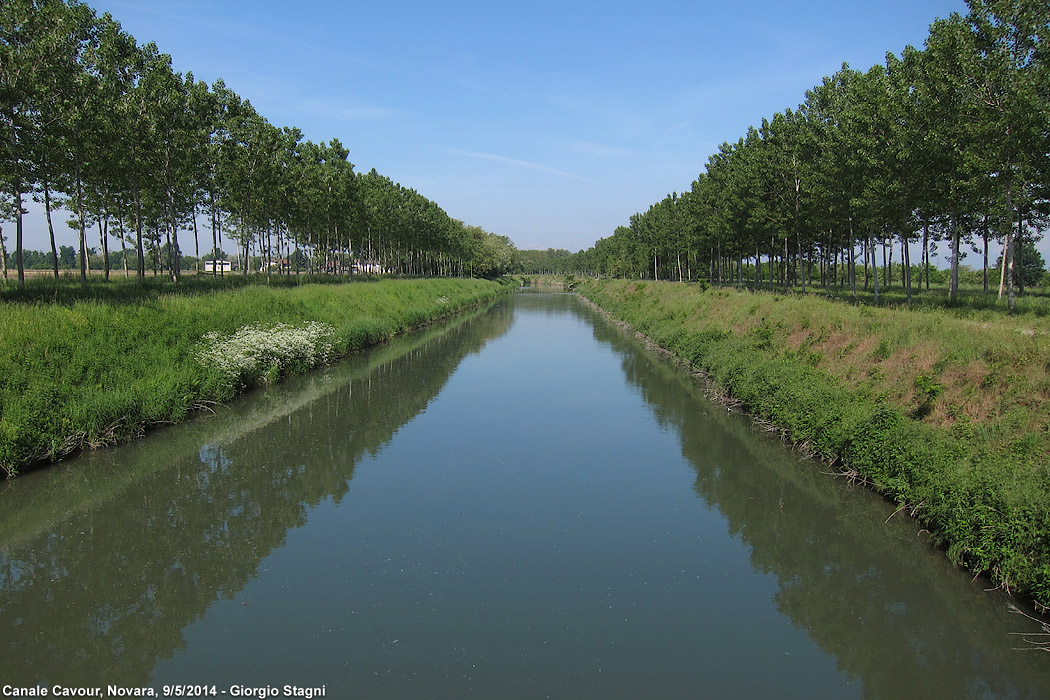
[1,0,516,286]
[559,0,1050,308]
[518,248,1049,294]
[11,245,223,272]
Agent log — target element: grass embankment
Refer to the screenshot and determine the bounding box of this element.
[574,278,1050,610]
[0,276,509,477]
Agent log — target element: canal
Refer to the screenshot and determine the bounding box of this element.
[1,291,1047,698]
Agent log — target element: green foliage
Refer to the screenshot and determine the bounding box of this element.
[1,0,506,288]
[550,2,1050,317]
[747,320,776,349]
[871,339,892,361]
[914,373,944,402]
[59,245,76,267]
[516,248,577,275]
[465,226,517,278]
[996,237,1047,291]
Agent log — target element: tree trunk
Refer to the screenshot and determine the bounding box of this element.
[99,215,110,281]
[885,238,892,289]
[848,220,857,301]
[192,203,200,274]
[210,190,219,277]
[783,237,789,291]
[118,213,129,278]
[6,116,25,288]
[863,233,870,291]
[167,192,179,285]
[75,166,88,282]
[982,216,989,293]
[265,221,272,283]
[904,235,912,304]
[14,189,25,288]
[0,224,7,280]
[869,236,879,304]
[43,179,60,278]
[768,235,774,291]
[798,234,806,293]
[922,221,930,291]
[135,190,145,279]
[849,244,856,300]
[1007,208,1020,311]
[949,221,960,304]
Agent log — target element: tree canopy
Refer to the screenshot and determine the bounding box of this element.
[0,0,516,286]
[564,0,1049,308]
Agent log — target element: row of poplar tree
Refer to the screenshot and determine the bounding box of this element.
[0,0,517,287]
[569,0,1048,308]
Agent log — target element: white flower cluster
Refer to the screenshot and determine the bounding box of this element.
[197,321,335,385]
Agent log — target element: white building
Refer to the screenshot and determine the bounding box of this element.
[203,260,232,273]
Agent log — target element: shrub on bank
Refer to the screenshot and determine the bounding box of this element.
[197,321,335,388]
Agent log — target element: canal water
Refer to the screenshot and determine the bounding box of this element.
[1,291,1048,699]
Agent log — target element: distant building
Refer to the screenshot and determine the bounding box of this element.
[261,259,292,273]
[353,260,385,275]
[203,260,232,273]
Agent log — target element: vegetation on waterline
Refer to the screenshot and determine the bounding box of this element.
[0,277,509,477]
[575,277,1050,610]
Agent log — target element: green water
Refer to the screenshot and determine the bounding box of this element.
[1,291,1047,699]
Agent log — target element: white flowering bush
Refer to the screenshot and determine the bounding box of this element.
[196,321,335,386]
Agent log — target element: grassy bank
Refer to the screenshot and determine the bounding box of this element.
[574,277,1050,610]
[0,277,508,477]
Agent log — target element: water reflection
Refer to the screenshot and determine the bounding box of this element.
[0,300,512,688]
[598,306,1050,699]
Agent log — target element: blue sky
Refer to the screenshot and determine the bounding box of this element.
[22,0,985,258]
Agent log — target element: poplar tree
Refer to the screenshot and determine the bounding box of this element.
[0,0,67,287]
[963,0,1050,309]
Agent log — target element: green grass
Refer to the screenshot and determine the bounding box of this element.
[0,276,508,477]
[708,276,1050,318]
[574,277,1050,610]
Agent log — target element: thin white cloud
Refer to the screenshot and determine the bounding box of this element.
[563,140,649,158]
[446,148,594,182]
